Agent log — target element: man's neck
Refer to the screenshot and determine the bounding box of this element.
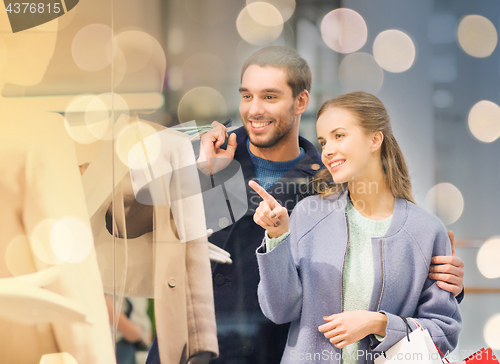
[248,140,301,162]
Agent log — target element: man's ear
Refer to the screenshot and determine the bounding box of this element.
[371,131,384,152]
[295,89,310,116]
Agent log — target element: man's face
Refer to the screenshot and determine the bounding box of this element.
[239,65,297,149]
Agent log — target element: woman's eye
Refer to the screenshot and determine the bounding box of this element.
[335,134,344,139]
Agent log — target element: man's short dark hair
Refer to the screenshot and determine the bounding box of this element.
[241,46,312,98]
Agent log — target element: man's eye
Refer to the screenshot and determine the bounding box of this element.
[265,95,276,99]
[242,95,251,99]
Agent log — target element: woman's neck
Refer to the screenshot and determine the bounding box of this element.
[348,172,395,221]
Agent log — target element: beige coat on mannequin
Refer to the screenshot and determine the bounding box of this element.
[87,121,218,364]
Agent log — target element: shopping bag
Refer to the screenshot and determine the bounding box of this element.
[375,317,444,364]
[449,347,500,364]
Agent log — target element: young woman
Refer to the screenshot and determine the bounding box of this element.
[249,92,462,363]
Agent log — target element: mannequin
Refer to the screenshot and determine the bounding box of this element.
[0,4,115,364]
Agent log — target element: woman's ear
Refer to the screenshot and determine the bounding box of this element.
[371,131,384,152]
[294,89,310,116]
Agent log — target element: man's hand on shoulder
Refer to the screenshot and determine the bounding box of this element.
[197,121,237,175]
[429,230,465,297]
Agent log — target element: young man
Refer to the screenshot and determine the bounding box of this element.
[197,47,322,364]
[195,46,465,364]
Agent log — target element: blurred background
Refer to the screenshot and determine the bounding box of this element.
[4,0,499,362]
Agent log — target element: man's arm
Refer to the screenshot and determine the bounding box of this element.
[429,231,465,300]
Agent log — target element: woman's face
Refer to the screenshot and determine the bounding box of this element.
[316,107,379,184]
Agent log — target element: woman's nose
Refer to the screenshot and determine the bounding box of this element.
[322,141,336,157]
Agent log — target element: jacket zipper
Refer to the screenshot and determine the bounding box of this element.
[342,212,350,312]
[364,239,384,364]
[375,240,384,311]
[341,212,350,362]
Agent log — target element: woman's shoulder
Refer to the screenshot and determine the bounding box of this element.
[295,192,345,213]
[402,200,449,240]
[291,192,346,228]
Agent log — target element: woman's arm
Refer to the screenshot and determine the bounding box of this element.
[373,227,462,354]
[319,311,387,348]
[250,181,304,325]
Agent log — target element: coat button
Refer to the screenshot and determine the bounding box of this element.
[214,273,226,286]
[168,278,176,288]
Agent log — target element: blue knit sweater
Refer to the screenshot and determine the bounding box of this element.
[247,139,305,190]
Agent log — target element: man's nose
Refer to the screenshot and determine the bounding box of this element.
[248,98,264,117]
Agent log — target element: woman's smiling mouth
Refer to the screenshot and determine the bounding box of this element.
[328,159,345,171]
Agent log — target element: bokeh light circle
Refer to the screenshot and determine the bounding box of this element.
[114,30,166,74]
[468,100,500,143]
[115,121,159,167]
[484,314,500,350]
[237,2,284,46]
[246,0,295,22]
[85,95,110,140]
[72,24,116,72]
[338,52,384,94]
[373,29,416,73]
[424,183,464,225]
[177,87,227,125]
[5,235,35,277]
[457,15,498,58]
[64,95,100,144]
[321,8,367,54]
[31,219,63,265]
[477,237,500,279]
[86,93,130,141]
[50,218,93,264]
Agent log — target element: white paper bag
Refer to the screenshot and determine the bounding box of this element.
[375,318,443,364]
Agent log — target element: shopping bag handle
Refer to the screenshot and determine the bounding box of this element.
[399,316,412,342]
[407,318,449,364]
[381,316,412,359]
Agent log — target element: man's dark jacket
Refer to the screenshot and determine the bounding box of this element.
[208,127,322,364]
[146,126,322,364]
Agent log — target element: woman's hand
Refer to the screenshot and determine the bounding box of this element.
[249,180,289,238]
[318,311,387,348]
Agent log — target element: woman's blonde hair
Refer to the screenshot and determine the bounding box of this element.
[312,91,415,204]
